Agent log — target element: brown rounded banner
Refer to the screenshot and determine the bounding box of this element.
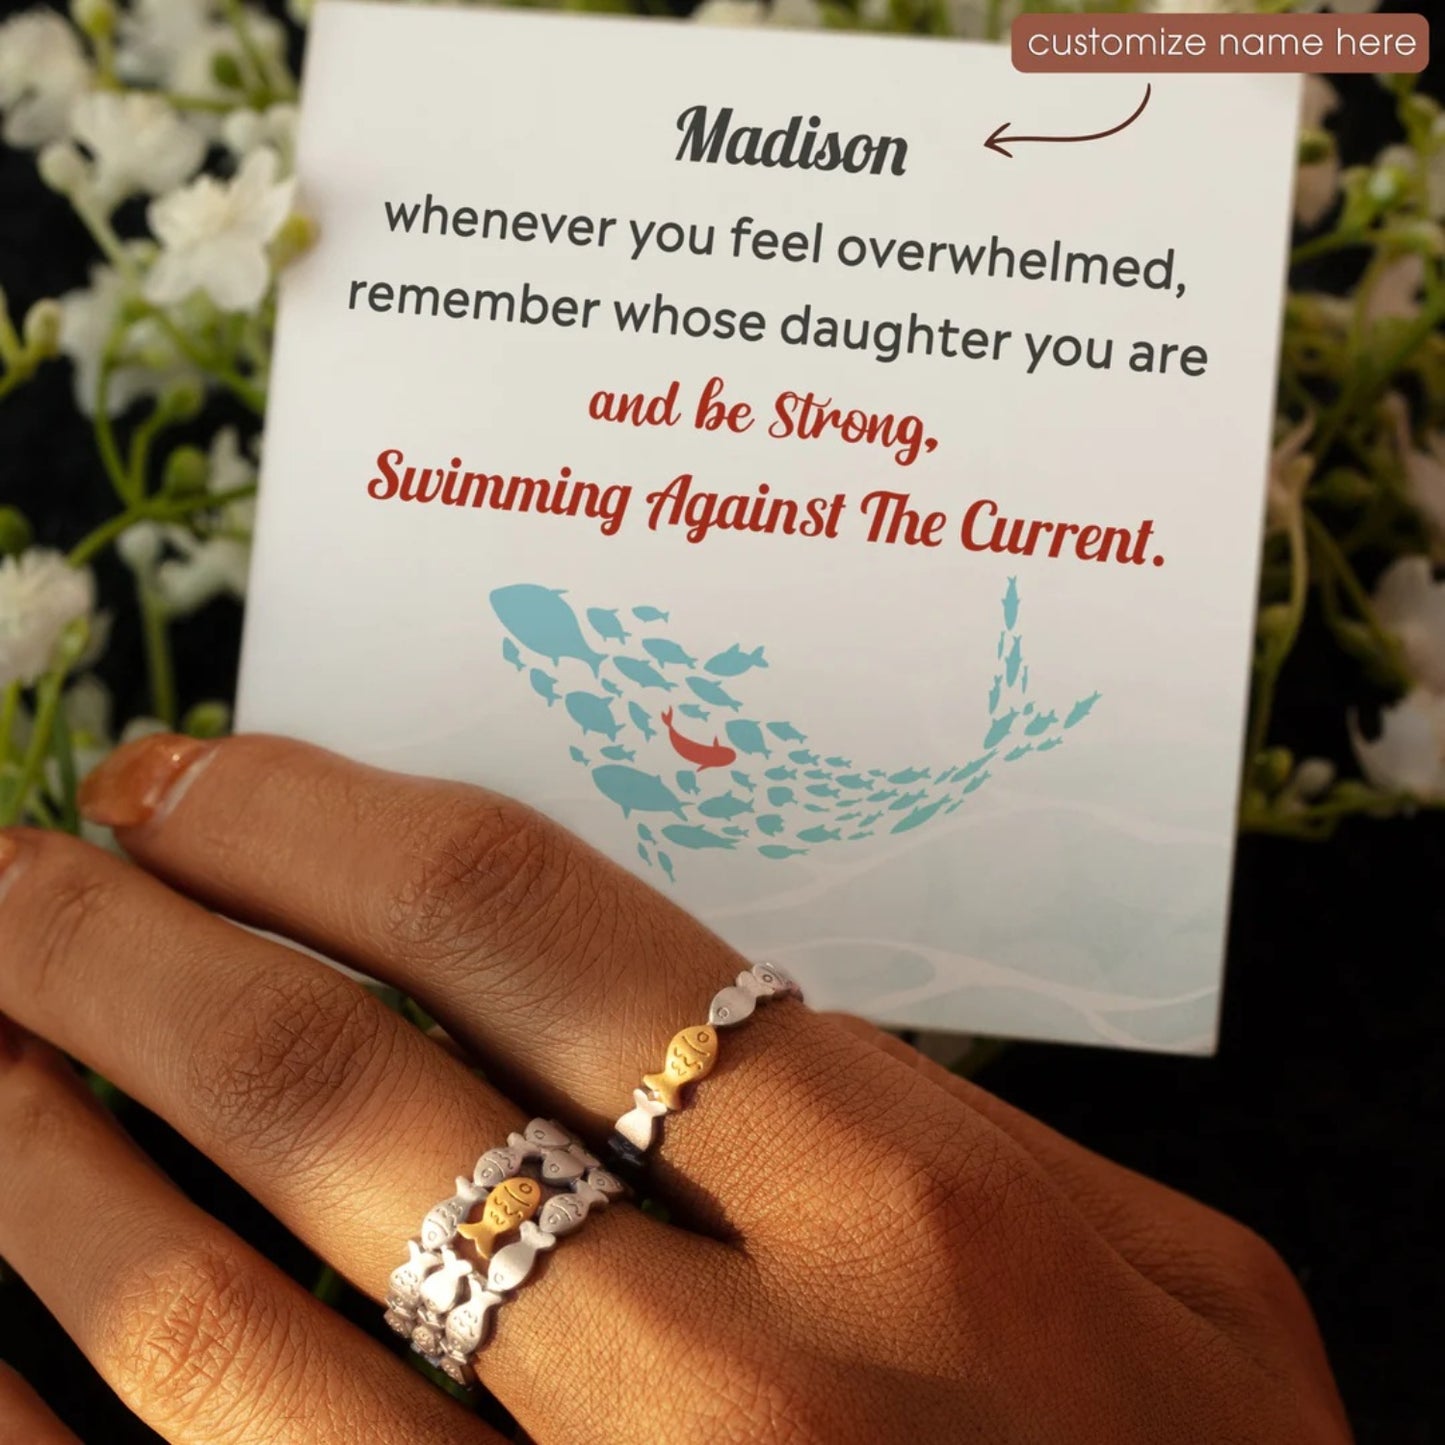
[1012,13,1429,74]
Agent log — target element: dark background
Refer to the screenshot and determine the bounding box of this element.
[1,2,1442,1439]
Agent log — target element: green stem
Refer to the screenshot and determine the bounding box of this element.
[1246,506,1309,764]
[984,0,1004,40]
[93,356,134,503]
[1290,229,1368,267]
[0,665,65,828]
[146,309,267,413]
[67,484,259,568]
[138,579,178,728]
[0,683,19,771]
[1304,510,1407,684]
[51,704,80,835]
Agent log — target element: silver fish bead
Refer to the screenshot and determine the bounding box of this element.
[409,1322,443,1360]
[383,1307,416,1339]
[614,1087,668,1152]
[753,960,800,997]
[473,1144,529,1189]
[582,1167,626,1201]
[539,1146,587,1184]
[708,982,756,1028]
[538,1191,591,1238]
[439,1354,476,1388]
[420,1176,483,1251]
[443,1273,506,1357]
[487,1220,558,1293]
[387,1240,440,1311]
[418,1246,472,1315]
[522,1118,574,1150]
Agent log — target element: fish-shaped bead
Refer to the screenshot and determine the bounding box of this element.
[457,1176,543,1259]
[387,1239,441,1311]
[418,1246,473,1314]
[520,1118,572,1150]
[576,1168,627,1207]
[486,1219,559,1293]
[443,1272,506,1358]
[538,1191,592,1239]
[642,1025,718,1110]
[420,1175,485,1251]
[473,1144,530,1190]
[613,1086,668,1151]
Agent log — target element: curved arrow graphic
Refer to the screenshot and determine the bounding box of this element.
[984,84,1152,159]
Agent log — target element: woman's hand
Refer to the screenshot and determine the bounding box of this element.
[0,733,1350,1444]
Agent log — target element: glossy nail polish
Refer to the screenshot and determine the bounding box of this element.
[78,733,213,830]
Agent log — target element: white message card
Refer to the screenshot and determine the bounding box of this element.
[238,2,1301,1053]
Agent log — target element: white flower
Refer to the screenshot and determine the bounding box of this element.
[1351,689,1445,799]
[58,256,195,416]
[145,149,296,313]
[1373,556,1445,692]
[221,102,298,171]
[0,549,95,690]
[1294,77,1339,228]
[70,91,206,211]
[1363,252,1423,326]
[0,9,92,148]
[1386,394,1445,556]
[116,0,285,100]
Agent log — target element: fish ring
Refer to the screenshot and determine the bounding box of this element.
[607,959,803,1173]
[384,1117,626,1383]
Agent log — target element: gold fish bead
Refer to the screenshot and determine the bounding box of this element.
[641,1024,719,1111]
[456,1175,542,1259]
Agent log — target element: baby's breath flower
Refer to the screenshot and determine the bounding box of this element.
[222,102,298,171]
[1352,690,1445,799]
[145,148,296,313]
[0,8,92,149]
[70,92,207,211]
[1373,556,1445,693]
[0,549,95,690]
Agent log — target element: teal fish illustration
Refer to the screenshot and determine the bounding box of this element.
[638,843,651,865]
[569,746,588,765]
[767,722,807,743]
[803,768,829,780]
[491,585,606,674]
[1023,701,1034,715]
[642,638,697,669]
[661,824,736,850]
[698,792,753,820]
[834,773,868,790]
[730,770,754,790]
[722,825,749,837]
[860,811,883,827]
[963,771,991,793]
[686,676,743,711]
[759,844,807,859]
[1003,576,1020,630]
[797,825,841,843]
[565,691,621,740]
[591,766,688,818]
[988,676,1002,714]
[756,814,786,836]
[724,719,770,758]
[807,783,840,799]
[890,790,926,811]
[1038,737,1064,752]
[628,703,656,741]
[893,796,951,833]
[658,851,675,882]
[1025,710,1057,737]
[765,766,797,781]
[866,788,898,803]
[946,800,963,813]
[888,767,929,785]
[1065,692,1102,728]
[530,669,559,707]
[868,768,886,777]
[675,770,700,796]
[1005,636,1023,687]
[789,749,819,765]
[503,638,525,672]
[587,607,630,644]
[614,656,675,691]
[704,644,768,677]
[601,677,623,698]
[637,823,656,843]
[824,756,850,768]
[633,606,669,622]
[803,804,828,813]
[837,811,859,822]
[984,709,1018,750]
[679,703,709,720]
[847,830,875,840]
[767,786,795,806]
[957,753,995,779]
[1005,745,1033,762]
[601,744,636,762]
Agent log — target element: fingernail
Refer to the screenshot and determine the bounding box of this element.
[78,733,214,830]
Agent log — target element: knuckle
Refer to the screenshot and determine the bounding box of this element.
[380,794,578,967]
[186,966,395,1168]
[104,1235,290,1441]
[0,1055,89,1175]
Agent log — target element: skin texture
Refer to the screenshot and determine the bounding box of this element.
[0,733,1352,1444]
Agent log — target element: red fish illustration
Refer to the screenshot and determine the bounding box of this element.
[661,708,737,771]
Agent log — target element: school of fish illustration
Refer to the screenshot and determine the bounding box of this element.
[488,579,1100,882]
